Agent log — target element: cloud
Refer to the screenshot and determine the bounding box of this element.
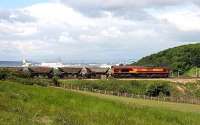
[0,1,200,62]
[149,4,200,31]
[60,0,184,9]
[59,0,200,21]
[60,0,200,9]
[0,9,36,23]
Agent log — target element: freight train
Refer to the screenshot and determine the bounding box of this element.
[0,65,170,79]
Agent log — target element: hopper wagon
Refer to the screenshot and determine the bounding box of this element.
[28,67,54,78]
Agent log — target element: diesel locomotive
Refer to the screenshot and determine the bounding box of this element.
[111,66,170,78]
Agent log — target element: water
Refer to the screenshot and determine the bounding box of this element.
[0,61,22,67]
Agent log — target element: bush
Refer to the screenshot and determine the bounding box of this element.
[145,82,172,97]
[0,72,8,80]
[10,77,51,87]
[34,79,51,87]
[0,68,31,80]
[52,77,60,87]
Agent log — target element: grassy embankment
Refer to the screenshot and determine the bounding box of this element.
[0,80,200,125]
[60,79,200,98]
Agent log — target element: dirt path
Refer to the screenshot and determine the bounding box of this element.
[118,78,200,84]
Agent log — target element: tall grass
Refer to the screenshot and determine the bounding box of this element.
[0,81,200,125]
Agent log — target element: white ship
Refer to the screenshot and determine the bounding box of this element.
[22,59,32,67]
[39,62,65,68]
[21,59,113,68]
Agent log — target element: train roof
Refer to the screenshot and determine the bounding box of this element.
[86,67,110,73]
[58,67,83,73]
[28,67,53,73]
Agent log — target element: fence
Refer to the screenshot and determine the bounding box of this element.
[60,83,200,105]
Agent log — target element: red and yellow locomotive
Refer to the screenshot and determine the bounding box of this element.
[111,66,170,78]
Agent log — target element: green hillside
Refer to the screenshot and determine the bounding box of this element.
[134,43,200,74]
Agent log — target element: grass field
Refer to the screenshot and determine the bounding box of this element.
[63,88,200,113]
[0,81,200,125]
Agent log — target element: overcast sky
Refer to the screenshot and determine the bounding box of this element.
[0,0,200,63]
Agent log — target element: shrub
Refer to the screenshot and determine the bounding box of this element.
[52,77,60,87]
[0,68,31,80]
[0,72,8,80]
[10,77,51,87]
[145,82,172,97]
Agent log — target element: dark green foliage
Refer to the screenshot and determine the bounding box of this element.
[0,68,51,87]
[134,43,200,74]
[52,76,60,87]
[0,71,8,80]
[0,68,30,79]
[145,83,172,97]
[10,77,51,87]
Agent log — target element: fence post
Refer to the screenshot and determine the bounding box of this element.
[192,97,194,104]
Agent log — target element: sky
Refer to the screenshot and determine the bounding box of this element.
[0,0,200,63]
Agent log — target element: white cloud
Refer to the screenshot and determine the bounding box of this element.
[150,4,200,31]
[24,3,93,26]
[60,0,186,9]
[0,1,200,62]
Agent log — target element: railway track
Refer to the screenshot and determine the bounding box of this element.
[61,77,200,83]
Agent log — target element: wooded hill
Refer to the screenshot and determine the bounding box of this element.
[134,43,200,74]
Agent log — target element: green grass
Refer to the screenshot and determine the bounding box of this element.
[0,81,200,125]
[184,67,200,77]
[70,88,200,113]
